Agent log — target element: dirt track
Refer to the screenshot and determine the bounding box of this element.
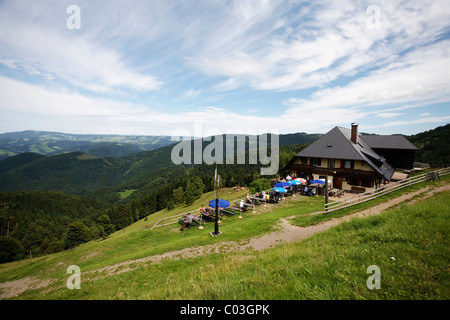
[1,183,448,299]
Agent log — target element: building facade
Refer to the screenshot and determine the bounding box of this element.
[286,124,418,193]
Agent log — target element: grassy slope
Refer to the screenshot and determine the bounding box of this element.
[115,187,250,235]
[0,178,448,300]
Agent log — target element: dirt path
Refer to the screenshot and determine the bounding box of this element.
[83,183,450,277]
[1,183,448,299]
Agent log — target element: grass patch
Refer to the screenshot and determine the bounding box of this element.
[118,189,137,200]
[292,174,450,227]
[115,187,250,235]
[14,189,449,300]
[1,178,448,300]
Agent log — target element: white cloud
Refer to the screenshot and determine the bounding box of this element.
[186,0,450,93]
[365,116,450,129]
[377,113,403,118]
[0,1,162,94]
[285,40,450,112]
[0,0,449,136]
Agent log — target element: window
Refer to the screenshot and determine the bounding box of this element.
[362,178,374,188]
[328,159,335,169]
[348,177,361,186]
[300,157,308,165]
[343,160,354,169]
[313,158,321,166]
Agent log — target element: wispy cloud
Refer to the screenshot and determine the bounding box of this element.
[0,1,162,93]
[0,0,449,136]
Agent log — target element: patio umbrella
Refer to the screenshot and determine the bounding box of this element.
[289,180,301,186]
[310,179,325,184]
[209,199,230,208]
[272,187,287,193]
[295,178,307,184]
[274,182,290,188]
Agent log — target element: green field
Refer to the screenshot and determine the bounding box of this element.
[118,189,137,200]
[0,178,448,300]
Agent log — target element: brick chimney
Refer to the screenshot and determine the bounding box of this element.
[351,123,358,144]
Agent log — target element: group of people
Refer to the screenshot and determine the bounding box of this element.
[252,190,283,204]
[180,177,318,231]
[179,204,205,231]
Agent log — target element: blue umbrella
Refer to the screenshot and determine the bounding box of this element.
[272,187,287,193]
[274,182,290,188]
[209,199,230,208]
[310,179,325,184]
[289,180,301,185]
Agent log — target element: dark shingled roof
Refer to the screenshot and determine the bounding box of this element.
[295,126,396,181]
[361,135,418,150]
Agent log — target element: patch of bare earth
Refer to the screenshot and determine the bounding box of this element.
[1,184,448,299]
[0,277,54,300]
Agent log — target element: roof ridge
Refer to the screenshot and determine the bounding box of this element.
[334,126,395,180]
[336,126,367,158]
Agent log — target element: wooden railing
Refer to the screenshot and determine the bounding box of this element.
[150,210,198,230]
[324,167,450,213]
[150,196,246,230]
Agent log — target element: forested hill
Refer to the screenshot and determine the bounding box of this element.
[0,191,110,262]
[0,130,175,160]
[0,126,448,263]
[0,132,320,197]
[0,130,321,159]
[407,123,450,167]
[0,133,311,263]
[1,125,448,201]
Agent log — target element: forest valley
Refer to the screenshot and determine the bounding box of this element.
[0,124,448,264]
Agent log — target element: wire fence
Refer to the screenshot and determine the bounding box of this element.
[150,196,246,230]
[324,167,450,214]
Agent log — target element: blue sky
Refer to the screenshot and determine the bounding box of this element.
[0,0,449,136]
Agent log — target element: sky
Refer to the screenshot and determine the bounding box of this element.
[0,0,449,137]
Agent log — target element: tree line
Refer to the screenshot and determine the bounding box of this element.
[0,143,305,263]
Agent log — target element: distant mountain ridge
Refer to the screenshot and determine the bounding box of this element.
[0,130,323,160]
[0,131,322,201]
[0,125,447,205]
[0,130,176,160]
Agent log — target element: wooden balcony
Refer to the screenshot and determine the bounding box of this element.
[287,164,379,179]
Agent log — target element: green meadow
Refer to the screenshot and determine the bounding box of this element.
[0,177,448,300]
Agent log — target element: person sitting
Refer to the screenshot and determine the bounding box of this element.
[303,186,309,196]
[245,194,252,204]
[180,213,194,231]
[239,199,245,211]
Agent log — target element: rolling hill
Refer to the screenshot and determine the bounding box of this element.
[0,130,176,160]
[0,176,448,301]
[1,124,448,203]
[408,123,450,167]
[0,132,320,197]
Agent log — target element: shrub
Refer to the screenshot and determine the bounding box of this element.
[249,178,271,194]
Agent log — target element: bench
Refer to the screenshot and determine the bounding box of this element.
[178,217,201,228]
[250,197,266,205]
[329,188,344,197]
[351,186,366,194]
[202,211,218,221]
[220,208,236,216]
